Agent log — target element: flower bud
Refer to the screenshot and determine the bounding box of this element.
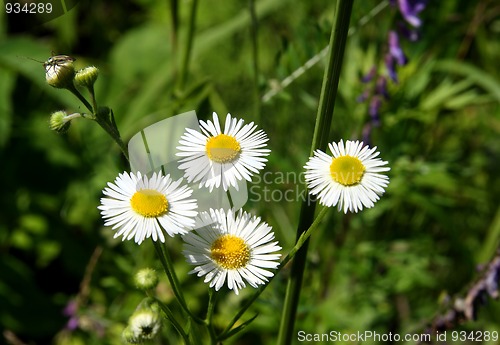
[128,310,161,341]
[49,110,71,133]
[75,66,99,89]
[44,55,76,89]
[134,268,159,290]
[122,326,139,344]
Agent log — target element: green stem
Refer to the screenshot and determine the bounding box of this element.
[218,207,330,341]
[94,112,129,161]
[277,203,315,343]
[67,84,93,113]
[155,297,191,345]
[140,130,156,172]
[88,85,98,113]
[206,289,218,344]
[152,241,204,324]
[170,0,179,53]
[226,190,234,209]
[68,81,129,161]
[249,0,260,122]
[177,0,198,93]
[277,1,354,344]
[65,113,84,121]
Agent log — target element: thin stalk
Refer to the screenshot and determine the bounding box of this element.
[65,112,84,121]
[226,190,234,209]
[276,202,315,344]
[218,207,330,341]
[169,0,179,53]
[88,85,98,113]
[277,1,354,345]
[177,0,199,93]
[67,84,93,113]
[206,289,218,344]
[94,113,129,161]
[155,298,191,345]
[153,241,204,324]
[68,81,129,161]
[249,0,260,122]
[140,130,156,172]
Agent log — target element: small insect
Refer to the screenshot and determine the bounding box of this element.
[21,53,76,88]
[22,54,75,74]
[43,54,76,75]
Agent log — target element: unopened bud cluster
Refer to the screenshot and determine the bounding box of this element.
[44,55,100,133]
[44,55,99,91]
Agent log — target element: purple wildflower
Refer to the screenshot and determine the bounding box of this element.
[361,66,377,83]
[369,96,382,126]
[397,0,427,28]
[63,299,77,316]
[375,76,390,100]
[385,53,398,83]
[63,299,79,331]
[362,123,372,146]
[485,260,499,298]
[388,31,407,66]
[61,298,107,336]
[397,21,420,42]
[357,89,371,103]
[359,0,427,143]
[66,316,79,330]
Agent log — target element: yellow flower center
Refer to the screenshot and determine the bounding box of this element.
[130,189,168,217]
[210,235,250,269]
[329,155,366,186]
[205,134,241,163]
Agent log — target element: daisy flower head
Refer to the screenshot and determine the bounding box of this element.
[176,112,270,192]
[182,208,281,295]
[98,171,198,244]
[304,139,390,213]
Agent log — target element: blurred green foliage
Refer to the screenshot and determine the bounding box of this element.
[0,0,499,344]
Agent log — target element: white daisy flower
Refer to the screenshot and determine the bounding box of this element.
[98,171,198,244]
[182,208,281,295]
[304,139,390,213]
[176,112,270,192]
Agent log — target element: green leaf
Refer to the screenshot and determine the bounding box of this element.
[219,313,259,340]
[434,59,500,103]
[444,91,492,110]
[192,0,292,59]
[420,78,474,111]
[106,24,174,133]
